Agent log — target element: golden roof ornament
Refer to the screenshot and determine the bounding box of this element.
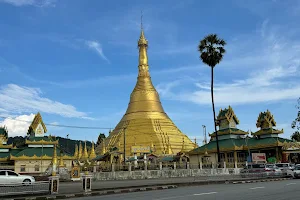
[82,141,89,160]
[100,139,107,155]
[89,142,97,160]
[74,144,78,158]
[27,112,47,136]
[78,142,82,160]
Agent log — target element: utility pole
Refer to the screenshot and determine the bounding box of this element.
[202,125,207,144]
[123,127,126,164]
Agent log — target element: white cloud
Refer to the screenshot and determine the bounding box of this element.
[158,20,300,106]
[85,40,110,64]
[0,114,35,137]
[0,0,55,7]
[0,84,90,119]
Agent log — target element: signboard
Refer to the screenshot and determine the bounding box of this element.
[251,153,266,162]
[131,146,151,153]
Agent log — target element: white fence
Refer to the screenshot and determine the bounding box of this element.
[0,181,49,197]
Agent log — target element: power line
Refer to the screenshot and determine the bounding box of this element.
[0,116,112,130]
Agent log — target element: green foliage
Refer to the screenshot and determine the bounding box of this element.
[198,34,226,68]
[291,98,300,141]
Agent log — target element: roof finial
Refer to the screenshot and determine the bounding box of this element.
[141,10,143,30]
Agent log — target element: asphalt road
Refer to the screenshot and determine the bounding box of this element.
[76,179,300,200]
[59,176,219,194]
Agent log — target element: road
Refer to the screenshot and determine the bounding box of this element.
[76,179,300,200]
[59,176,225,194]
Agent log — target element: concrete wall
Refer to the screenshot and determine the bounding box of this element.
[93,168,240,181]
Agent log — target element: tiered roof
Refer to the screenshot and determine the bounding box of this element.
[210,106,248,137]
[252,110,283,136]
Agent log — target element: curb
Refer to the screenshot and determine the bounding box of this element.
[7,185,178,200]
[232,177,291,184]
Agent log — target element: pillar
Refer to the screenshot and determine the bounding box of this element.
[187,162,190,169]
[234,151,238,169]
[134,153,138,167]
[224,152,228,167]
[48,175,59,195]
[129,163,132,172]
[82,173,93,193]
[173,162,176,170]
[199,155,203,169]
[159,162,162,171]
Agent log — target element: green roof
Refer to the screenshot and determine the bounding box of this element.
[210,128,248,136]
[12,147,72,158]
[0,152,10,158]
[189,137,291,154]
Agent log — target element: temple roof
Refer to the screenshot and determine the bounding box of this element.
[189,137,291,155]
[216,106,239,125]
[0,127,8,137]
[209,128,248,137]
[256,110,276,128]
[10,147,73,160]
[27,112,47,135]
[26,136,58,145]
[252,110,283,136]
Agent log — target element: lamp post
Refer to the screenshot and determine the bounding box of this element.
[123,128,126,164]
[245,134,252,169]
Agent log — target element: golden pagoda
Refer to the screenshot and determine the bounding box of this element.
[98,21,195,156]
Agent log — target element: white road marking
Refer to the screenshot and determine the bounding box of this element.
[154,192,217,200]
[193,192,218,196]
[286,183,296,185]
[249,187,265,190]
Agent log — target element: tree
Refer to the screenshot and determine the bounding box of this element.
[96,133,106,147]
[291,98,300,141]
[198,34,226,164]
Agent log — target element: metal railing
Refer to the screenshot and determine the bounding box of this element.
[0,181,49,197]
[193,172,285,181]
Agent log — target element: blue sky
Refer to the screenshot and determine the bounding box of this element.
[0,0,299,144]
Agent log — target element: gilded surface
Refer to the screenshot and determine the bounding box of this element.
[97,28,195,156]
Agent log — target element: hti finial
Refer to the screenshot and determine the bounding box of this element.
[141,11,143,30]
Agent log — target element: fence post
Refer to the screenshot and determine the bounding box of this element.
[48,175,59,195]
[129,163,132,172]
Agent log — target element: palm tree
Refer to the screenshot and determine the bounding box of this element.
[198,34,226,164]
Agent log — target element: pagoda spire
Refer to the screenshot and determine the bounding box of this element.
[100,139,107,155]
[137,12,149,77]
[78,142,82,160]
[89,142,97,160]
[82,141,89,160]
[74,144,78,158]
